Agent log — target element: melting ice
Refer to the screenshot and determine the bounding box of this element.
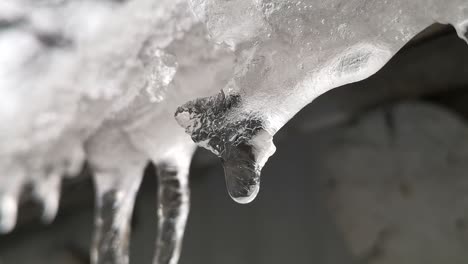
[0,0,467,263]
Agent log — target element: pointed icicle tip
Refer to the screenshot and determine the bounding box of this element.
[33,171,62,224]
[39,187,60,224]
[0,195,18,234]
[455,20,468,44]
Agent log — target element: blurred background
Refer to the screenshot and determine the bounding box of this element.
[0,24,468,264]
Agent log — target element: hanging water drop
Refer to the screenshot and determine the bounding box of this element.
[175,95,276,204]
[221,142,261,204]
[455,21,468,44]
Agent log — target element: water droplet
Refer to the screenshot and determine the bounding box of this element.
[221,142,262,204]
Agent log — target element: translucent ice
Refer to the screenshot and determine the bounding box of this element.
[0,0,467,264]
[0,159,26,233]
[177,0,468,203]
[175,92,276,203]
[79,1,234,263]
[32,169,62,223]
[86,128,147,264]
[0,0,232,262]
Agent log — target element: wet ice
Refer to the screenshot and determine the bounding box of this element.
[0,0,467,264]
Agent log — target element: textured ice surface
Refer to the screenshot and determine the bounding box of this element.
[82,2,233,263]
[0,0,467,263]
[0,0,233,263]
[177,0,468,203]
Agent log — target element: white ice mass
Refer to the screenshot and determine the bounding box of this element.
[0,0,467,263]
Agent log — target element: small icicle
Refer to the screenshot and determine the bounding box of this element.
[0,163,26,233]
[0,194,19,233]
[153,157,191,264]
[455,20,468,44]
[33,169,62,224]
[221,142,261,204]
[64,145,86,178]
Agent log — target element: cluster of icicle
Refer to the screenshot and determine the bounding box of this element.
[0,0,467,263]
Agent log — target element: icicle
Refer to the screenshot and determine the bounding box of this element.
[86,127,148,264]
[455,20,468,44]
[0,193,19,234]
[91,169,144,264]
[175,93,276,204]
[153,158,191,264]
[64,145,86,178]
[0,163,26,233]
[32,169,62,224]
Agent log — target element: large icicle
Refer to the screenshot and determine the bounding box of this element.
[175,93,275,203]
[153,152,193,264]
[177,0,468,203]
[86,127,147,264]
[1,0,467,264]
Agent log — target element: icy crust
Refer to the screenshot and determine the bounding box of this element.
[0,0,197,161]
[175,91,275,203]
[175,91,251,156]
[0,0,198,230]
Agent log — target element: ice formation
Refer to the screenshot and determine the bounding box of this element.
[176,0,468,204]
[0,0,467,263]
[0,0,233,263]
